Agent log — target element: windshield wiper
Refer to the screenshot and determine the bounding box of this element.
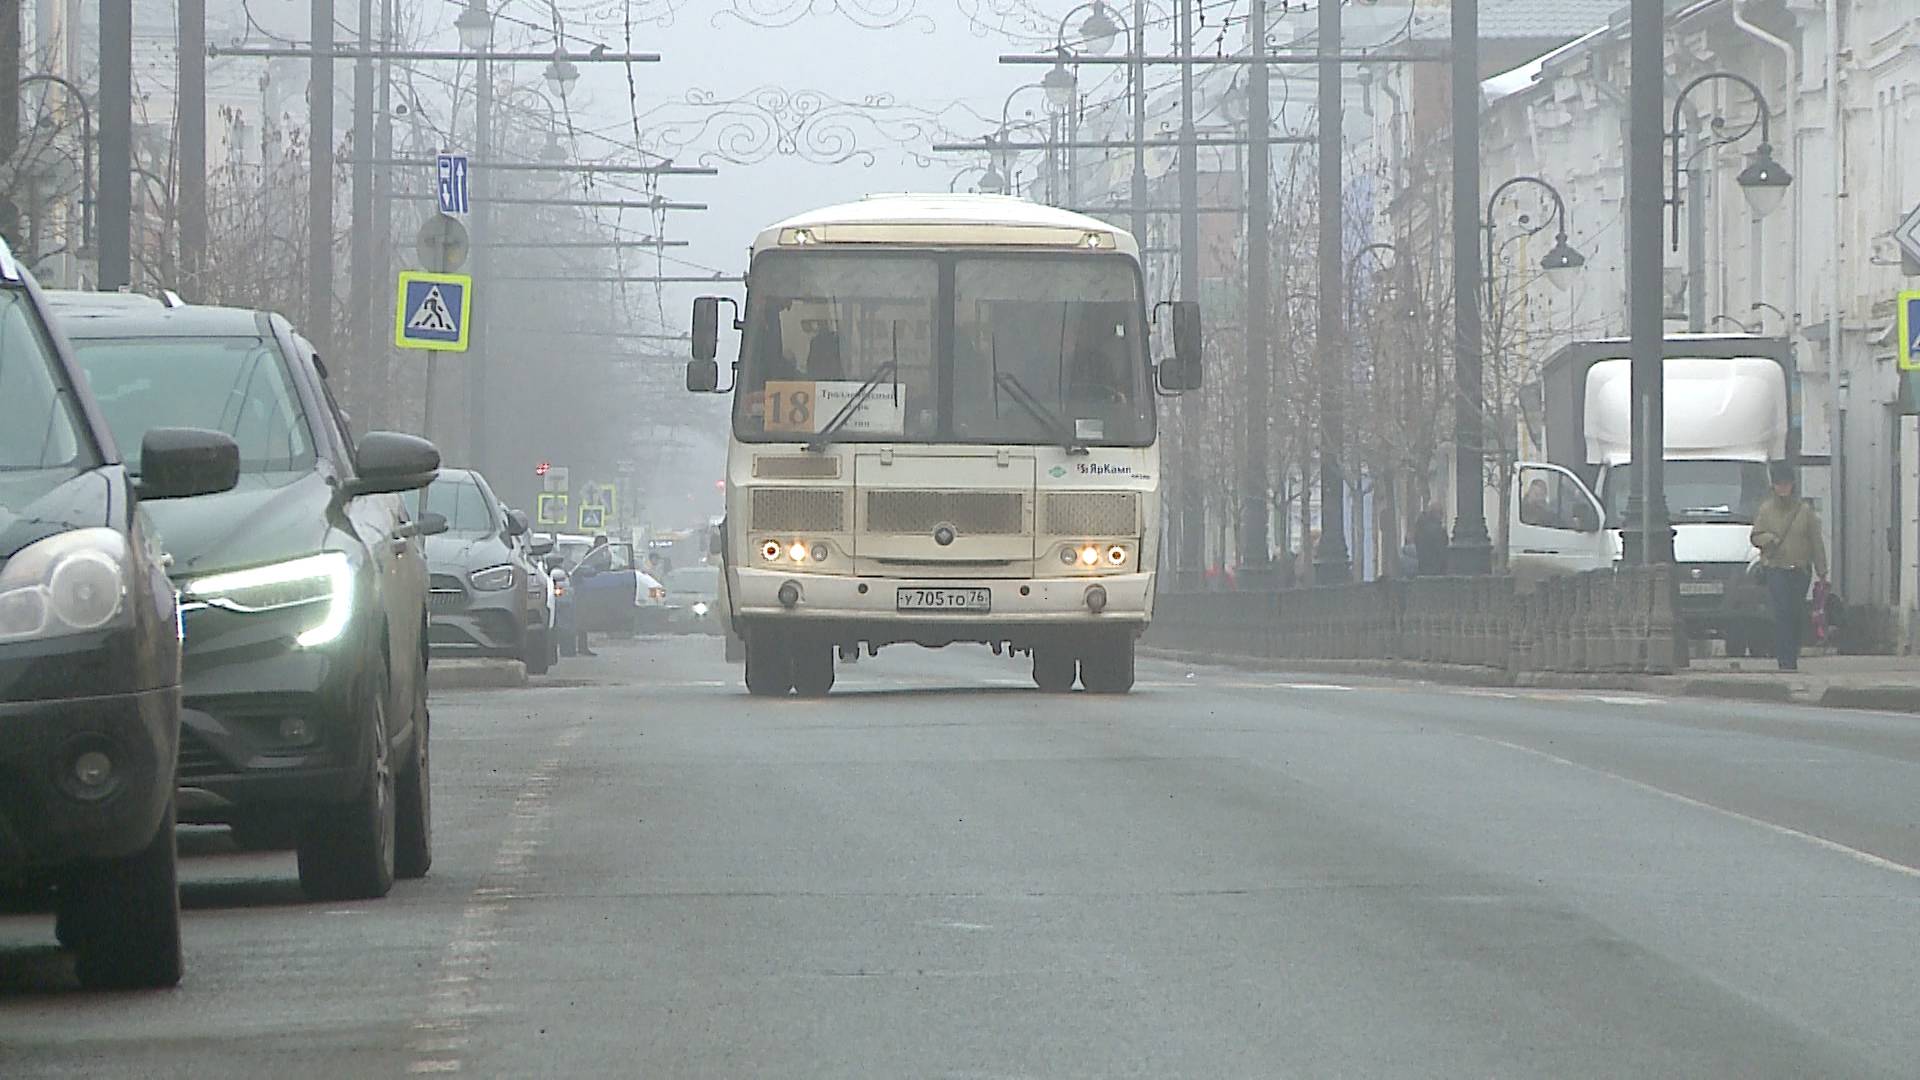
[995,372,1087,455]
[807,361,897,453]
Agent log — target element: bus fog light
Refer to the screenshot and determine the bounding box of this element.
[778,581,801,608]
[1085,585,1109,614]
[73,750,114,789]
[762,540,783,562]
[1059,547,1077,565]
[279,716,313,745]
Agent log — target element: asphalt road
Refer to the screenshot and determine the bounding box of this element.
[3,635,1918,1078]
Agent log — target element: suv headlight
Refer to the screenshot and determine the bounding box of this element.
[470,563,516,592]
[0,528,130,644]
[183,551,355,647]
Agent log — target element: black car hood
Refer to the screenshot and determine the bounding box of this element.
[423,532,511,574]
[144,469,339,577]
[0,468,114,562]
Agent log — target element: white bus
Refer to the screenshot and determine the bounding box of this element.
[685,194,1201,696]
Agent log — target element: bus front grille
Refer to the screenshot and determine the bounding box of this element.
[750,487,847,532]
[1044,492,1138,537]
[865,491,1026,535]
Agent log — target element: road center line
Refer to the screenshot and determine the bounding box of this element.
[1469,733,1920,881]
[409,723,585,1074]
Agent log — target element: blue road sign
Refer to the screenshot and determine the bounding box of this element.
[437,153,470,215]
[395,270,472,352]
[1901,291,1920,372]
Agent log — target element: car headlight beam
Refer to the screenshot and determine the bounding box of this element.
[184,552,355,648]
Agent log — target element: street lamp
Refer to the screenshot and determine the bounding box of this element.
[1073,1,1121,55]
[1668,71,1792,250]
[454,0,494,50]
[544,48,581,97]
[1484,175,1586,300]
[1042,48,1077,112]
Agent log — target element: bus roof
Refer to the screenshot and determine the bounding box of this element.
[751,194,1140,260]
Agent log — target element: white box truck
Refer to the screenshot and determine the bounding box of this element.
[1508,335,1795,656]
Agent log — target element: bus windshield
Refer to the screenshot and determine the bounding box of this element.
[733,251,1151,447]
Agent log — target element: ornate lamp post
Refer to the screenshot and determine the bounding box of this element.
[1483,175,1587,301]
[1667,72,1793,250]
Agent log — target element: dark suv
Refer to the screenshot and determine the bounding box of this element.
[54,299,441,902]
[1,251,240,987]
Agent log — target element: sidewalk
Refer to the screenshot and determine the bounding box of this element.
[1655,653,1920,713]
[1142,647,1920,715]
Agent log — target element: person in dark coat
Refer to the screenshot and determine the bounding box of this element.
[1414,502,1450,577]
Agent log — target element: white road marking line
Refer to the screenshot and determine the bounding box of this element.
[1470,733,1920,881]
[410,723,585,1074]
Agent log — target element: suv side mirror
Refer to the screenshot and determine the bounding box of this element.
[506,509,529,537]
[708,524,725,556]
[1157,300,1204,392]
[136,428,241,500]
[686,358,720,393]
[529,540,554,557]
[345,432,440,497]
[417,511,449,537]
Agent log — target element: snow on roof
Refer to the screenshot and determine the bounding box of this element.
[753,194,1140,258]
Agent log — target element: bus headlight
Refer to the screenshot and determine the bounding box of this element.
[787,541,810,563]
[1078,544,1101,567]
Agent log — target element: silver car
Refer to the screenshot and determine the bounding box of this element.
[406,469,553,672]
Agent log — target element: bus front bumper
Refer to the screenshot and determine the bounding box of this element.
[732,567,1153,628]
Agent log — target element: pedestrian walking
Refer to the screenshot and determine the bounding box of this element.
[1749,462,1827,671]
[572,533,613,657]
[1413,502,1450,577]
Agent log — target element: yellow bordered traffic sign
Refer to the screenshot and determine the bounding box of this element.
[535,492,569,527]
[1900,290,1920,372]
[395,270,472,351]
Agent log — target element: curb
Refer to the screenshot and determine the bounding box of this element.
[1143,647,1920,715]
[429,659,528,691]
[1817,685,1920,713]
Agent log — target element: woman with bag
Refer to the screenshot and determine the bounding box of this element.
[1749,462,1827,671]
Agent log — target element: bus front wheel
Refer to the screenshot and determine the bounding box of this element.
[744,629,794,697]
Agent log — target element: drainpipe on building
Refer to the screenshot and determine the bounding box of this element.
[1824,0,1844,592]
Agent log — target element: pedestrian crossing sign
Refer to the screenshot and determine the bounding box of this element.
[395,270,472,352]
[1900,290,1920,372]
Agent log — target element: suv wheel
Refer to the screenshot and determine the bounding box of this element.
[297,666,397,901]
[395,663,432,879]
[62,799,184,990]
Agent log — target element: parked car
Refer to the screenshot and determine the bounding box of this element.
[508,508,559,673]
[662,564,722,634]
[1,250,240,987]
[54,296,440,902]
[405,470,552,672]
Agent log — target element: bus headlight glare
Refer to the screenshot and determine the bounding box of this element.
[788,541,810,563]
[1079,544,1101,567]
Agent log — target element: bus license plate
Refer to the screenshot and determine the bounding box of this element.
[1678,581,1724,596]
[896,587,991,612]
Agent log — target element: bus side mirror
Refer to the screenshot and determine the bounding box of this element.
[1158,301,1203,391]
[692,296,720,361]
[686,359,720,393]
